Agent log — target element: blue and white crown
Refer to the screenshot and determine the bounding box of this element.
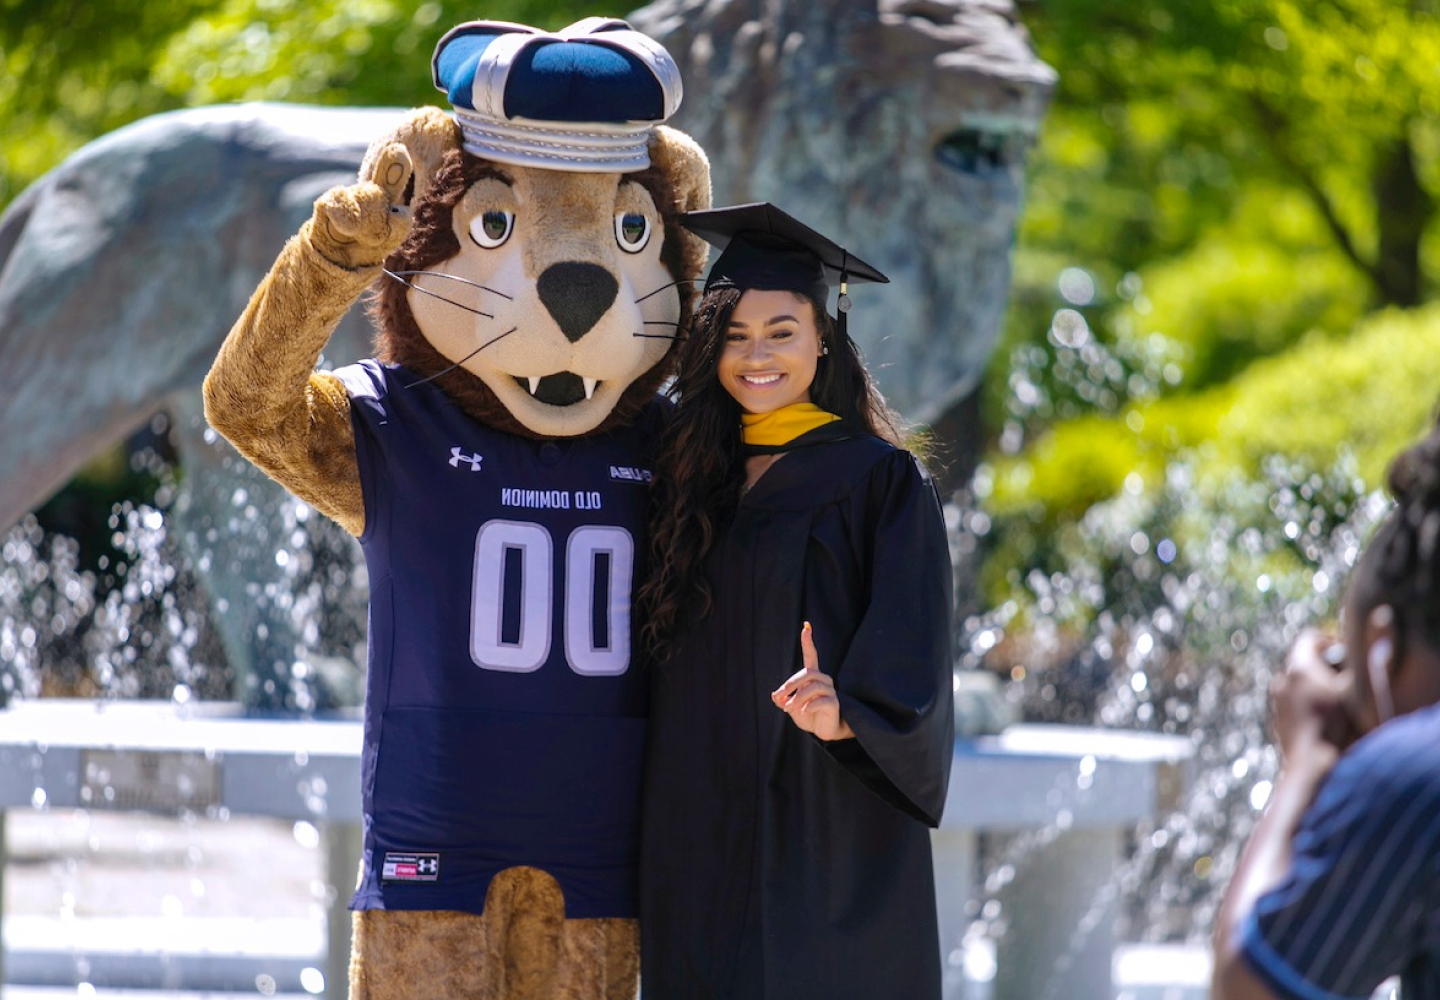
[432,16,683,173]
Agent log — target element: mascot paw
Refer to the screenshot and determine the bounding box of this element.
[359,106,458,207]
[310,142,414,271]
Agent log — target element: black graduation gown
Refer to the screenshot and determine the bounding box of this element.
[640,424,955,1000]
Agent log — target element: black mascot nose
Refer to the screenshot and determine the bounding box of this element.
[537,262,619,343]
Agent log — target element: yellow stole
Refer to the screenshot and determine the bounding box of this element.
[740,403,841,448]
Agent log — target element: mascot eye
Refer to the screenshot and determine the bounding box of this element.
[470,210,515,249]
[615,212,651,253]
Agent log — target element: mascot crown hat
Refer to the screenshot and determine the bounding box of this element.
[432,16,683,174]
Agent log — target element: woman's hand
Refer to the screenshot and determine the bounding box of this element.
[771,622,855,741]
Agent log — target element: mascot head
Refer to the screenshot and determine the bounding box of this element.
[370,17,711,439]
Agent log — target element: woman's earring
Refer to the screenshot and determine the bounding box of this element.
[820,342,829,356]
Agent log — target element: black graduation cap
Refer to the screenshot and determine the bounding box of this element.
[680,202,889,340]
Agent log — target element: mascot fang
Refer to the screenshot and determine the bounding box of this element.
[203,17,710,1000]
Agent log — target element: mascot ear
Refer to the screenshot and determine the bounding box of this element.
[650,126,712,215]
[359,106,461,207]
[649,126,711,277]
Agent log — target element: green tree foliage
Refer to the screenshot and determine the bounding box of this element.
[152,0,615,108]
[983,300,1440,606]
[982,0,1440,610]
[1017,0,1440,312]
[0,0,216,205]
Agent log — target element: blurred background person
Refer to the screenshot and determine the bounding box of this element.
[1212,417,1440,1000]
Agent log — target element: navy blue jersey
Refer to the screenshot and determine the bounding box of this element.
[336,359,662,919]
[1241,699,1440,999]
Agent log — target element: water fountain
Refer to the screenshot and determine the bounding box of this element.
[0,505,367,996]
[943,319,1392,997]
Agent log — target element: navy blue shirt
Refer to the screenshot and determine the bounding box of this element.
[336,360,661,918]
[1241,700,1440,999]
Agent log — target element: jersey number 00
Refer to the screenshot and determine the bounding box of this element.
[469,519,634,676]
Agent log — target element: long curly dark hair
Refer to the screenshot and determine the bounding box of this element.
[636,286,904,665]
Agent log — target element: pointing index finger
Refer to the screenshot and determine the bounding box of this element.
[801,620,820,673]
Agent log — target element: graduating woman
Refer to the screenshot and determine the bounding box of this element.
[637,203,955,999]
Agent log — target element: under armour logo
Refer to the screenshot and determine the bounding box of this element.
[449,447,483,472]
[417,857,439,876]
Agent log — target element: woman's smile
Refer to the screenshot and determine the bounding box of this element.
[739,372,783,386]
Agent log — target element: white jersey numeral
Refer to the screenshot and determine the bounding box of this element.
[470,520,553,672]
[565,525,633,676]
[469,519,633,676]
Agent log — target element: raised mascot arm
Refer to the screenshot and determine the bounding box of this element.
[202,139,415,536]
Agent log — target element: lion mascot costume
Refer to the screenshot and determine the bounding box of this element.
[203,17,710,999]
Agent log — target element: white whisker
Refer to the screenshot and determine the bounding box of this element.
[403,327,518,389]
[383,271,495,319]
[635,276,702,304]
[387,269,514,300]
